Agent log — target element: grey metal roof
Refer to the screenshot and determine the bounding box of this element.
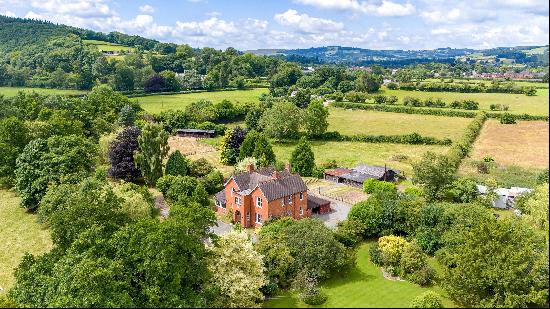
[340,170,378,183]
[353,164,400,178]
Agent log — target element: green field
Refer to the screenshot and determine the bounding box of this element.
[424,78,549,89]
[382,88,549,116]
[136,88,269,114]
[328,108,471,140]
[523,46,548,55]
[83,39,135,52]
[0,87,86,97]
[264,242,454,308]
[0,190,52,290]
[273,141,449,175]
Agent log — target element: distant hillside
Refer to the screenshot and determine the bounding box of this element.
[247,45,549,66]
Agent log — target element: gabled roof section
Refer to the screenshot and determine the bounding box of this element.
[227,167,302,201]
[258,175,307,202]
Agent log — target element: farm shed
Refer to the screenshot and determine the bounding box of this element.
[307,195,331,215]
[324,168,352,183]
[477,185,532,209]
[176,128,216,138]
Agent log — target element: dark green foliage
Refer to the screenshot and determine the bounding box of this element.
[437,212,549,307]
[334,219,365,248]
[500,112,517,124]
[536,168,549,184]
[369,243,383,266]
[200,170,224,194]
[245,106,264,131]
[15,135,98,210]
[0,116,29,186]
[220,126,247,165]
[260,101,303,140]
[410,291,444,308]
[108,127,141,181]
[304,100,329,137]
[400,242,434,286]
[414,203,450,255]
[447,178,479,203]
[238,131,276,167]
[135,123,169,186]
[317,131,452,145]
[189,158,214,177]
[290,89,311,108]
[290,138,315,176]
[164,150,189,176]
[363,179,397,194]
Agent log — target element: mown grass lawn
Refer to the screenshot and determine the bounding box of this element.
[264,243,455,308]
[136,88,268,114]
[0,87,86,97]
[0,190,52,291]
[328,108,471,140]
[272,141,449,175]
[382,88,549,116]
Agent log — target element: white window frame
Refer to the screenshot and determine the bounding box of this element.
[235,196,241,205]
[256,197,262,208]
[255,213,263,224]
[300,208,304,216]
[288,195,292,204]
[299,192,304,200]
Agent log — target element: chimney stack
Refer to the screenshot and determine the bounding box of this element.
[285,162,291,172]
[272,170,280,180]
[246,164,254,173]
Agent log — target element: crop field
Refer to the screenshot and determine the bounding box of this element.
[0,87,86,97]
[328,108,471,140]
[0,190,52,290]
[168,136,234,176]
[459,120,549,187]
[272,141,449,175]
[264,242,454,308]
[136,88,269,114]
[382,88,549,116]
[83,39,135,52]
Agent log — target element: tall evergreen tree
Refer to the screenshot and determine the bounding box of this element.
[165,150,189,176]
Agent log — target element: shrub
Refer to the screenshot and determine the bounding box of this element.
[369,243,383,266]
[363,179,397,194]
[447,178,479,203]
[410,291,444,308]
[407,265,436,286]
[500,113,516,124]
[378,235,408,269]
[386,82,399,90]
[400,242,434,286]
[405,187,424,197]
[334,219,365,248]
[189,158,213,177]
[165,150,189,176]
[348,200,383,238]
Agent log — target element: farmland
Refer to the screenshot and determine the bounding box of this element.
[136,88,268,114]
[264,242,455,308]
[0,87,86,97]
[0,190,52,291]
[272,141,449,175]
[382,88,549,116]
[459,120,549,187]
[328,108,471,140]
[83,39,135,52]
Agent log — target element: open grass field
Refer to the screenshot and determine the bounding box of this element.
[0,190,52,291]
[83,39,135,52]
[469,120,549,169]
[328,108,471,140]
[0,87,86,97]
[272,141,449,175]
[423,78,549,89]
[382,88,549,116]
[264,242,454,308]
[168,136,234,176]
[136,88,269,114]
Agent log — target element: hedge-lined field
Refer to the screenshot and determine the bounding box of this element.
[272,141,449,175]
[0,87,86,97]
[328,108,472,140]
[136,88,268,113]
[382,88,549,116]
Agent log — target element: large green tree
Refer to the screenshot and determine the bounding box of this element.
[135,123,169,186]
[290,137,315,176]
[304,100,329,137]
[260,101,302,140]
[0,116,29,186]
[412,152,456,201]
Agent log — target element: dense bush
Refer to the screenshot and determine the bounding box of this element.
[410,291,444,308]
[316,131,452,146]
[334,219,365,248]
[108,127,141,181]
[165,150,189,176]
[500,112,516,124]
[446,178,479,203]
[363,179,397,194]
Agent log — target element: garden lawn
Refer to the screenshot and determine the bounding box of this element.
[382,88,549,116]
[136,88,268,114]
[0,190,52,291]
[328,108,471,140]
[272,141,449,175]
[264,242,454,308]
[0,87,86,97]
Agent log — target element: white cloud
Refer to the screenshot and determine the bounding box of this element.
[274,9,344,33]
[1,10,16,17]
[175,17,237,37]
[294,0,416,17]
[30,0,112,18]
[139,4,155,14]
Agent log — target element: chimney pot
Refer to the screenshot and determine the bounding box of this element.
[285,162,291,172]
[272,170,280,179]
[246,164,254,173]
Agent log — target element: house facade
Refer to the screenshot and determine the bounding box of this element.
[215,165,311,228]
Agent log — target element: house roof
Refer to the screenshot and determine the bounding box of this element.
[229,167,305,202]
[307,194,331,209]
[340,170,378,183]
[353,164,400,178]
[214,190,226,203]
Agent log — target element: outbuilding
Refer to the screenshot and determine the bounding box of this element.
[176,128,216,138]
[307,194,331,215]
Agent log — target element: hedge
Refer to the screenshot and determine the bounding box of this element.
[332,102,549,121]
[399,81,530,95]
[446,112,487,170]
[314,131,452,146]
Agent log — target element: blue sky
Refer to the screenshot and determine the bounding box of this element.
[1,0,548,50]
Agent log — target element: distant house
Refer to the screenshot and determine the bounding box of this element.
[215,164,323,228]
[176,129,216,138]
[477,185,532,209]
[325,164,400,188]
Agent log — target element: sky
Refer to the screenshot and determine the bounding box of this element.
[0,0,548,50]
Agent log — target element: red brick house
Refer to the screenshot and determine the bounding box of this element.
[215,164,312,228]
